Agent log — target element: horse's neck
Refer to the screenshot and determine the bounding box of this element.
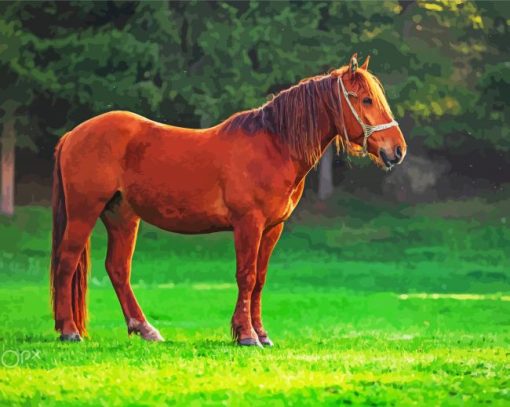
[291,110,338,183]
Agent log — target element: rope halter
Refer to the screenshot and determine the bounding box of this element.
[338,76,399,156]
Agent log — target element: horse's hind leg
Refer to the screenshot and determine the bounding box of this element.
[54,214,98,339]
[101,196,164,341]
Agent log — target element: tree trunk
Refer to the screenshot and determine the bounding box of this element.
[1,118,15,216]
[318,144,334,200]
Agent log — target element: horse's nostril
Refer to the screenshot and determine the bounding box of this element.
[380,149,392,168]
[395,146,402,160]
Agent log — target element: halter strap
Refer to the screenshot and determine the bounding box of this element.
[338,76,399,155]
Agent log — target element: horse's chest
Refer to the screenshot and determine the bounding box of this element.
[265,181,305,224]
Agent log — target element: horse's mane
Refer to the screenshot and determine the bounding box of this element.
[223,66,391,165]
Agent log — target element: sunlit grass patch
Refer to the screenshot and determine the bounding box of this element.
[0,203,509,405]
[1,285,509,405]
[398,293,510,301]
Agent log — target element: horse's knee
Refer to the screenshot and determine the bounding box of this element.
[255,274,267,289]
[236,269,256,291]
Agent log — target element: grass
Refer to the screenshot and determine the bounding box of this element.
[0,194,509,405]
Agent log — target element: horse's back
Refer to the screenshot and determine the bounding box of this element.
[57,111,229,232]
[59,110,193,175]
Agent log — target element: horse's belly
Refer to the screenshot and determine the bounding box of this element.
[144,211,231,234]
[125,184,231,234]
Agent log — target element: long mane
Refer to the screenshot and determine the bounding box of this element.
[223,66,392,165]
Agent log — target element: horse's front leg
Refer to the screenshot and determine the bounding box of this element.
[251,223,284,347]
[231,213,264,347]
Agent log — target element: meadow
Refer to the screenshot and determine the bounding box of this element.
[0,194,509,405]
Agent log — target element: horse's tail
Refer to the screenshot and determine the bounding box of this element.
[50,134,90,336]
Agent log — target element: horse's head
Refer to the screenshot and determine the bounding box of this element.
[332,54,407,170]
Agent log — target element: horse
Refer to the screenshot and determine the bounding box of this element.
[50,54,406,347]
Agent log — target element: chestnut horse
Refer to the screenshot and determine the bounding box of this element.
[51,54,406,346]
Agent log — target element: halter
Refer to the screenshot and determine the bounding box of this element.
[338,76,399,156]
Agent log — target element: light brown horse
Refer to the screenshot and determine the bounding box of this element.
[51,54,406,346]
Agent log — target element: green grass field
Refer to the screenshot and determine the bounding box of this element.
[1,195,509,405]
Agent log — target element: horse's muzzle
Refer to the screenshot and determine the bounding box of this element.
[380,146,403,169]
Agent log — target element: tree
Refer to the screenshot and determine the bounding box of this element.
[1,110,15,215]
[318,145,334,200]
[0,1,172,214]
[2,0,508,208]
[0,4,36,215]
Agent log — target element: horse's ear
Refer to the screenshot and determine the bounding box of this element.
[349,53,358,76]
[361,55,370,70]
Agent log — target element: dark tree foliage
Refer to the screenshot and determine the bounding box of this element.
[0,0,508,205]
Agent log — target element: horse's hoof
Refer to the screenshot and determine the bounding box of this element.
[128,319,165,342]
[258,336,274,347]
[238,337,263,348]
[142,328,165,342]
[59,333,82,342]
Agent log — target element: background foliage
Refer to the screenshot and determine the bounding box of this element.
[0,0,509,204]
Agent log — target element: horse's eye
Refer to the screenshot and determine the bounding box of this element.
[362,97,372,105]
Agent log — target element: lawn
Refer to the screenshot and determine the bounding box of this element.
[0,195,509,405]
